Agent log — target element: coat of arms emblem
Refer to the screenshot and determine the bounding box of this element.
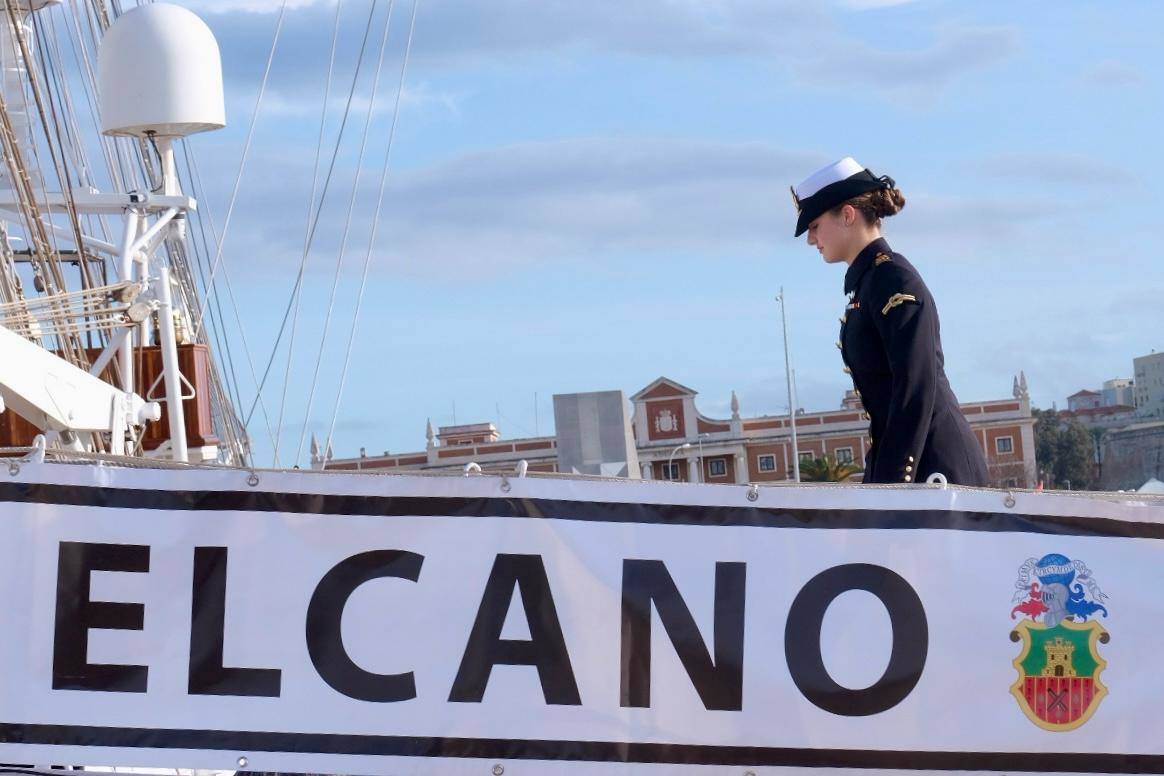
[654,409,679,434]
[1009,553,1110,731]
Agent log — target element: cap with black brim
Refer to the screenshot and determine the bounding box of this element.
[791,157,891,237]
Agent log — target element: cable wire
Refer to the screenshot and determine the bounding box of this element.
[272,0,344,467]
[321,0,419,467]
[191,0,288,336]
[297,0,395,465]
[241,0,379,433]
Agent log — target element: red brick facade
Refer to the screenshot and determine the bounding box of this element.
[322,376,1037,488]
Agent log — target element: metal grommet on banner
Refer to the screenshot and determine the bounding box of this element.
[8,461,20,476]
[500,475,511,493]
[492,765,505,776]
[925,472,948,487]
[1004,492,1017,509]
[746,484,759,502]
[237,756,248,768]
[745,771,757,776]
[246,471,260,487]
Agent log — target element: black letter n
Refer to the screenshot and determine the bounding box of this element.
[620,559,745,711]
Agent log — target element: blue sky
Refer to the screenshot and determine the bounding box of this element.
[165,0,1161,466]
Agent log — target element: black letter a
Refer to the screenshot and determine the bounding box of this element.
[449,554,580,705]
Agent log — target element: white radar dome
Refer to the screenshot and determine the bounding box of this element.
[98,4,225,137]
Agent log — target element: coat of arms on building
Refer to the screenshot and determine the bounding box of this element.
[1009,553,1110,731]
[654,408,680,434]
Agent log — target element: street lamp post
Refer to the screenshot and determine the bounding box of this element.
[668,442,692,482]
[776,288,801,483]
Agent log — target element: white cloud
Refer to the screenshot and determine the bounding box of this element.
[1080,59,1146,89]
[976,152,1138,188]
[837,0,926,9]
[805,25,1020,91]
[181,0,330,14]
[188,136,821,278]
[239,83,462,119]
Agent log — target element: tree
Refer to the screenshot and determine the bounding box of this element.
[801,455,861,483]
[1032,408,1095,490]
[1056,421,1095,490]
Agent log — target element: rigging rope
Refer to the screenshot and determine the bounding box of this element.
[272,0,345,468]
[322,0,420,468]
[180,134,278,454]
[295,0,395,467]
[190,0,288,336]
[241,0,379,438]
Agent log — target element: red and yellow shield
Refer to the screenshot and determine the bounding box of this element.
[1010,619,1108,731]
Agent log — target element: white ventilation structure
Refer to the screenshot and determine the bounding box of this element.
[98,3,225,138]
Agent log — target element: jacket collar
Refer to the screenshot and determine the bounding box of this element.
[843,237,891,295]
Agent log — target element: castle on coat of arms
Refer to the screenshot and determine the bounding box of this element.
[1041,637,1076,678]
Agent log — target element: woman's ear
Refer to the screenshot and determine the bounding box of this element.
[840,204,855,227]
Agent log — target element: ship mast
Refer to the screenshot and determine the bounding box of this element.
[0,2,247,463]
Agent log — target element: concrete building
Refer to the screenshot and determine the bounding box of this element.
[320,375,1038,489]
[1103,378,1134,408]
[1067,390,1103,412]
[1134,352,1164,419]
[1102,420,1164,491]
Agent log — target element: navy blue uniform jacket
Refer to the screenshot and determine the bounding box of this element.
[839,238,989,486]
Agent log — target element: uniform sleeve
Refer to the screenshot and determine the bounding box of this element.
[868,264,936,483]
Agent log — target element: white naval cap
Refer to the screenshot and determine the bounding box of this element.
[791,157,894,237]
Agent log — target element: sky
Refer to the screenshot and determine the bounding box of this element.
[147,0,1163,466]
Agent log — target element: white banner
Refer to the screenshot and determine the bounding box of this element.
[0,462,1162,775]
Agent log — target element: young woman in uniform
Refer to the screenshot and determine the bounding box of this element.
[790,158,989,486]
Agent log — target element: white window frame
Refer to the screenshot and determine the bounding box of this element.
[798,451,814,465]
[661,462,680,481]
[995,436,1014,455]
[708,458,727,478]
[834,446,854,465]
[757,454,776,472]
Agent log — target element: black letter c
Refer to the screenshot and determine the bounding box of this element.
[306,550,423,702]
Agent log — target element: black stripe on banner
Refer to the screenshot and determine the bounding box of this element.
[0,723,1160,773]
[0,481,1160,539]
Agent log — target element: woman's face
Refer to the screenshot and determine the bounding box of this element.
[805,208,852,264]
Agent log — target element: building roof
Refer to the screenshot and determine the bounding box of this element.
[630,376,698,401]
[1061,404,1137,417]
[1068,389,1100,398]
[1138,478,1164,494]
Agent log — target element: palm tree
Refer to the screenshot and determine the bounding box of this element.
[800,454,861,483]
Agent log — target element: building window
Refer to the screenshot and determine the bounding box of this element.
[661,462,680,481]
[834,447,854,464]
[708,458,727,477]
[996,436,1014,455]
[1005,478,1018,488]
[758,454,776,472]
[799,451,814,465]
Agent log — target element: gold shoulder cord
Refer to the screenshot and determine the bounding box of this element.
[881,293,918,315]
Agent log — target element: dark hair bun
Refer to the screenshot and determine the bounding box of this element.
[871,187,906,218]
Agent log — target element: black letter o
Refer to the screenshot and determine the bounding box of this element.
[785,563,927,716]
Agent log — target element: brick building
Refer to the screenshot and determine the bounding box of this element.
[321,374,1037,489]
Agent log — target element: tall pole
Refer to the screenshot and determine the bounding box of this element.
[777,288,800,483]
